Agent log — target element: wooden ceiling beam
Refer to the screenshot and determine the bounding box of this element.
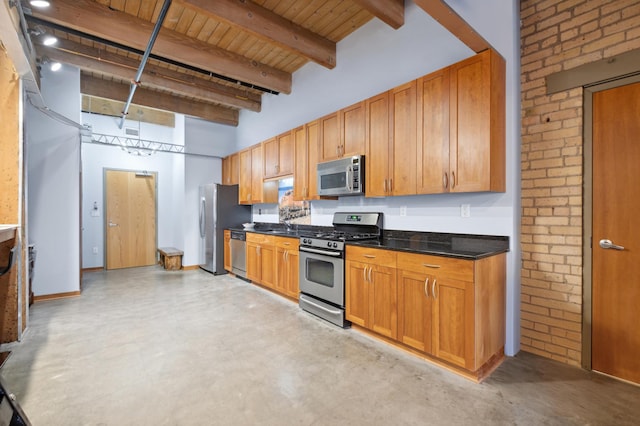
[80,74,239,126]
[31,0,292,94]
[177,0,336,69]
[36,38,261,112]
[413,0,491,53]
[353,0,404,29]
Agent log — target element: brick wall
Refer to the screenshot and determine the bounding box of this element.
[520,0,640,365]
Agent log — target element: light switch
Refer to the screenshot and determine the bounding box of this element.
[461,204,471,218]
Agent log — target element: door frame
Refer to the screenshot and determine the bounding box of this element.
[103,167,159,269]
[582,73,640,370]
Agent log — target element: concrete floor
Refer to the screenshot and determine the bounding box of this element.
[1,267,639,425]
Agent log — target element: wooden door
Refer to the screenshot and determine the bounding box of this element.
[277,132,293,176]
[275,246,287,294]
[105,170,156,270]
[246,242,261,282]
[390,81,417,195]
[238,148,252,204]
[318,112,340,162]
[306,121,320,199]
[433,276,474,369]
[417,69,450,194]
[397,269,433,354]
[341,101,365,158]
[345,260,368,327]
[365,92,390,197]
[260,243,275,289]
[369,264,397,339]
[263,137,279,179]
[293,126,307,201]
[592,81,640,384]
[229,153,239,185]
[223,230,231,272]
[250,144,263,203]
[285,249,299,299]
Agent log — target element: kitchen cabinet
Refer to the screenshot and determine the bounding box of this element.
[263,131,294,179]
[222,153,239,185]
[397,251,506,372]
[293,121,321,201]
[418,49,505,194]
[238,144,278,205]
[274,236,299,299]
[346,246,397,339]
[224,230,231,272]
[318,101,365,162]
[246,233,275,289]
[365,81,417,197]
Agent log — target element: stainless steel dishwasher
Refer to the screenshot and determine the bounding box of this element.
[229,230,247,279]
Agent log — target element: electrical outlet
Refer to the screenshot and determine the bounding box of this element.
[90,210,100,217]
[461,204,471,218]
[92,247,98,254]
[400,206,407,216]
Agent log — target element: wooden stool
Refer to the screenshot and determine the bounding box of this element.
[157,247,183,270]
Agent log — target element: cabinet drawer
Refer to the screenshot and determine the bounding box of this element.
[346,246,397,268]
[397,252,473,282]
[274,236,299,249]
[246,232,274,245]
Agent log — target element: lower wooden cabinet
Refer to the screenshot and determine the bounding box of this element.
[275,237,299,299]
[246,233,275,288]
[224,230,231,272]
[346,246,398,340]
[347,246,506,375]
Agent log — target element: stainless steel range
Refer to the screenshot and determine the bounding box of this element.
[298,212,383,327]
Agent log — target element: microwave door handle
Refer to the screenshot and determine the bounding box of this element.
[346,165,353,192]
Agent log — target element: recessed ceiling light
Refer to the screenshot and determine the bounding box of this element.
[42,35,57,46]
[50,62,62,71]
[29,0,51,8]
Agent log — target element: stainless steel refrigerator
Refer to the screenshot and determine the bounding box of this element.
[199,184,251,274]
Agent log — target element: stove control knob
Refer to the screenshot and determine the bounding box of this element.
[304,239,310,244]
[333,242,338,248]
[327,242,332,248]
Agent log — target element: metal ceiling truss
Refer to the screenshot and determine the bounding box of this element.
[82,127,185,156]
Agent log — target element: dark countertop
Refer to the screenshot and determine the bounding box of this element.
[348,230,509,260]
[233,224,509,260]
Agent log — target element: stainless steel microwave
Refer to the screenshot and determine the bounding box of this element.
[317,155,364,196]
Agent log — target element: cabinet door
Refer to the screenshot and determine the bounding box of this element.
[319,112,340,162]
[285,249,299,299]
[293,126,307,200]
[239,148,252,204]
[365,92,390,197]
[230,153,239,185]
[250,144,263,203]
[417,69,450,194]
[224,230,231,272]
[222,156,232,185]
[369,264,397,339]
[397,269,433,354]
[259,243,275,289]
[263,137,279,179]
[345,260,368,328]
[277,132,293,176]
[390,81,417,195]
[275,246,287,294]
[341,101,365,158]
[306,120,320,199]
[433,277,474,369]
[246,242,261,282]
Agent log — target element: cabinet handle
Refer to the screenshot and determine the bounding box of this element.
[422,263,441,269]
[443,172,448,189]
[451,171,456,189]
[424,278,429,298]
[363,254,376,259]
[368,266,372,283]
[389,178,392,193]
[432,279,437,299]
[384,179,388,192]
[363,266,367,283]
[257,246,261,255]
[336,146,340,156]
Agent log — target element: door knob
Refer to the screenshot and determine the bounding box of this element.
[599,239,624,250]
[108,221,119,227]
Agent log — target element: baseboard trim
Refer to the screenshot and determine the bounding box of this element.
[182,265,200,271]
[82,267,103,273]
[34,291,81,302]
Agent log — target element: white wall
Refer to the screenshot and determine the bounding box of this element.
[27,65,81,296]
[184,116,237,157]
[237,0,521,355]
[81,113,187,269]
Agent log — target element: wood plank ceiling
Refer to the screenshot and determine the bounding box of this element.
[25,0,406,126]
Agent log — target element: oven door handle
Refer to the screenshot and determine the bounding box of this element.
[299,247,343,257]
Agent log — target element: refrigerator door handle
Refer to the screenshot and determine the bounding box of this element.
[199,196,206,238]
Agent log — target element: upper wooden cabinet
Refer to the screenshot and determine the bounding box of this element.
[418,49,505,194]
[366,81,417,197]
[263,131,294,179]
[293,121,320,201]
[239,144,277,205]
[222,153,239,185]
[319,101,365,162]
